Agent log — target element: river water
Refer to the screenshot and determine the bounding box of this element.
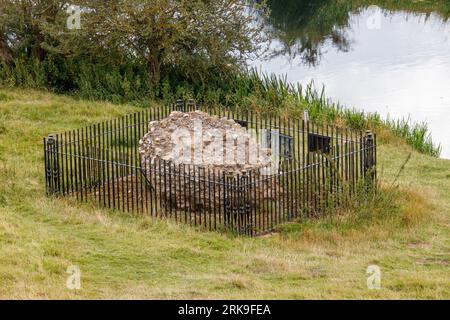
[250,4,450,158]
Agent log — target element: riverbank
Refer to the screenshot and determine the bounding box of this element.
[0,88,448,299]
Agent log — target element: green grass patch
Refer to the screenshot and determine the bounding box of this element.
[0,88,448,299]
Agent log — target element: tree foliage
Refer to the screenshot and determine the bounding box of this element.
[0,0,267,87]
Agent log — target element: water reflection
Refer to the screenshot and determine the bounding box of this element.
[252,1,450,158]
[261,0,355,65]
[260,0,450,65]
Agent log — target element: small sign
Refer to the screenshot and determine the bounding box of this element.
[264,130,294,159]
[308,133,331,153]
[304,110,309,122]
[175,99,185,112]
[235,119,249,129]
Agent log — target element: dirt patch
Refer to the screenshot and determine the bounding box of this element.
[416,257,450,266]
[407,242,433,250]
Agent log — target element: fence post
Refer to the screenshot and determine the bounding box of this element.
[46,134,60,195]
[240,172,251,235]
[363,130,375,190]
[176,99,184,112]
[44,137,51,195]
[224,175,232,231]
[186,99,196,112]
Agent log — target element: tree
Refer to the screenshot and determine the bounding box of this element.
[0,31,13,63]
[0,0,65,62]
[49,0,268,86]
[0,0,268,88]
[0,1,14,64]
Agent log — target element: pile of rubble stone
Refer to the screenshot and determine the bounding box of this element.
[139,111,281,212]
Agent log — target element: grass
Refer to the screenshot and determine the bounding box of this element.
[0,88,449,299]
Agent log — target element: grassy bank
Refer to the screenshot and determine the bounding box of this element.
[0,88,449,299]
[1,59,442,157]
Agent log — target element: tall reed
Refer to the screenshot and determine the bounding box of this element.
[214,69,441,157]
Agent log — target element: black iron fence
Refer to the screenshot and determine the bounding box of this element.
[44,100,377,236]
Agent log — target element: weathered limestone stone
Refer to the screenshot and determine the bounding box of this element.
[138,111,280,214]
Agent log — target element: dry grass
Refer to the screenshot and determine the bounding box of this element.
[0,88,449,299]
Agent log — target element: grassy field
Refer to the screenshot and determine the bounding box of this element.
[0,88,449,299]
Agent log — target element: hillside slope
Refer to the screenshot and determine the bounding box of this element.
[0,88,448,299]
